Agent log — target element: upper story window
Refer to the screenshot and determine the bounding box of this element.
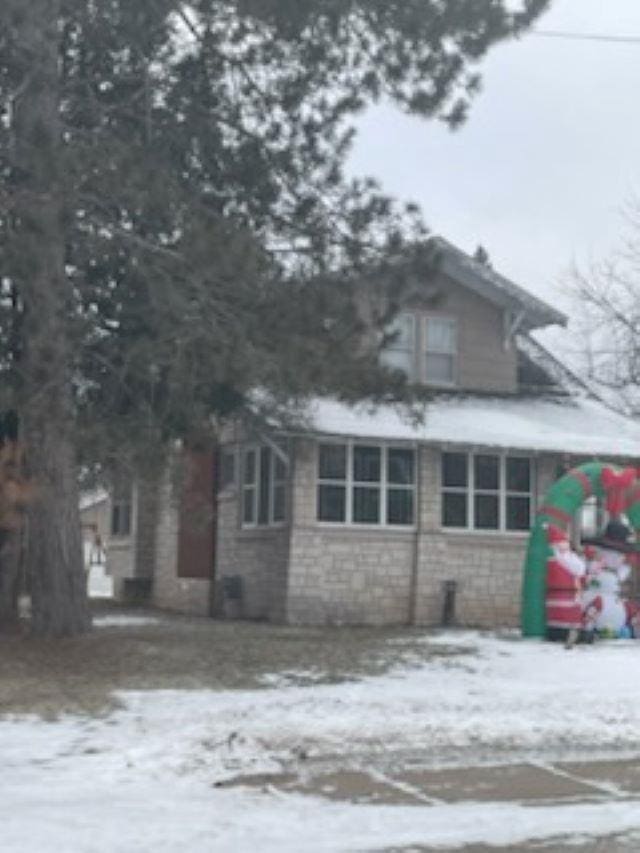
[381,311,457,387]
[425,316,456,385]
[441,451,533,532]
[242,443,287,527]
[380,313,416,376]
[317,442,415,526]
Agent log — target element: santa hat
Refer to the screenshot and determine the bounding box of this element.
[546,524,569,545]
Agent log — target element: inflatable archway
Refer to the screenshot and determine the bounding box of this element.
[522,461,640,637]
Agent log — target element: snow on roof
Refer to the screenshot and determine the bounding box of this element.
[432,237,568,330]
[79,488,109,511]
[301,394,640,457]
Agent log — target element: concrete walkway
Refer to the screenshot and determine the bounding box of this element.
[218,756,640,851]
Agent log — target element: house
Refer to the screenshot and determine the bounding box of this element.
[79,488,113,598]
[104,238,640,627]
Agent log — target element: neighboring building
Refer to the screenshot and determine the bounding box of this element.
[105,238,640,627]
[79,489,113,598]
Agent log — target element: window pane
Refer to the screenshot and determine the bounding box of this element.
[243,488,255,524]
[258,447,270,525]
[387,489,413,525]
[273,484,286,522]
[111,504,131,536]
[426,317,456,353]
[318,485,346,522]
[388,448,415,485]
[425,352,454,383]
[506,496,530,531]
[475,455,499,491]
[442,453,467,488]
[442,492,467,527]
[353,486,380,523]
[319,444,346,480]
[353,446,381,483]
[380,347,413,376]
[388,312,414,349]
[507,457,531,493]
[475,494,499,529]
[244,450,256,485]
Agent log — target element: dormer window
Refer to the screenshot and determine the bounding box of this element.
[381,311,457,387]
[380,312,416,376]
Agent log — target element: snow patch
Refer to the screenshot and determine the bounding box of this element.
[5,632,640,850]
[93,614,160,627]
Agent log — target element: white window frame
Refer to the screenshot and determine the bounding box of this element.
[380,311,458,387]
[380,312,417,379]
[441,451,534,533]
[424,314,457,387]
[241,444,287,528]
[316,440,416,528]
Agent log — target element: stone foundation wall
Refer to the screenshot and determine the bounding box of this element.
[287,528,414,625]
[283,440,560,628]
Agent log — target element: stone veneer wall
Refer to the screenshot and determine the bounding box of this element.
[285,439,559,628]
[152,468,210,616]
[286,439,414,624]
[215,447,290,621]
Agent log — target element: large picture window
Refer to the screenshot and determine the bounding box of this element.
[242,444,288,527]
[381,311,457,386]
[441,452,533,532]
[317,443,415,526]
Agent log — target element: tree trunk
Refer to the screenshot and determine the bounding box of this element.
[12,0,90,636]
[25,430,90,636]
[0,531,21,631]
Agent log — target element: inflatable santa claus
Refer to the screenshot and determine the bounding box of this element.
[545,524,586,643]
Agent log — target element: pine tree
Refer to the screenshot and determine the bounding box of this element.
[0,0,550,634]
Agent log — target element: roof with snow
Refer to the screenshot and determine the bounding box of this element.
[79,489,109,511]
[431,237,568,331]
[299,395,640,458]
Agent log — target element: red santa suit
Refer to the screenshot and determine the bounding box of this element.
[545,527,586,638]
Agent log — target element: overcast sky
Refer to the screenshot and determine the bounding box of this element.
[348,0,640,311]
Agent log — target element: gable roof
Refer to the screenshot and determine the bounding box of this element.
[430,237,567,332]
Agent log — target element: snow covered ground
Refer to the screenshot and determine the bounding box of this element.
[5,630,640,851]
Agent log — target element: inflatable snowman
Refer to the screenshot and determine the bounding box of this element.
[582,520,638,636]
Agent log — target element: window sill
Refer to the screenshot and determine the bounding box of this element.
[440,528,530,540]
[315,522,416,533]
[239,524,288,535]
[108,536,133,547]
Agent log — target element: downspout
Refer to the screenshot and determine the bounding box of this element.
[407,443,422,626]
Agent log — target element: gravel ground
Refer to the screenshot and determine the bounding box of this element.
[0,603,469,718]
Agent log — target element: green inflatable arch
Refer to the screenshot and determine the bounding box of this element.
[522,461,640,637]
